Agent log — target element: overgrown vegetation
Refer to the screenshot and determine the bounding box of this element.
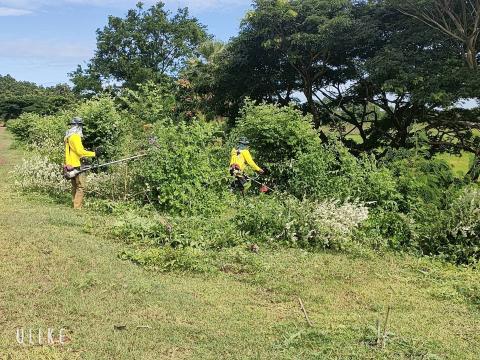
[3,0,480,358]
[4,0,480,271]
[8,86,480,267]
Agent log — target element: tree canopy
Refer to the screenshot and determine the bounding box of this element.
[0,75,75,121]
[71,2,208,94]
[198,0,479,166]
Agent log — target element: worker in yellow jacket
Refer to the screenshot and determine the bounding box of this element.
[64,117,99,209]
[230,137,264,192]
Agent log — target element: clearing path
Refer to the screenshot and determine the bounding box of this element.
[0,128,479,359]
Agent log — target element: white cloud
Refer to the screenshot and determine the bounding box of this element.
[0,0,250,13]
[0,6,32,15]
[169,0,249,10]
[0,39,93,59]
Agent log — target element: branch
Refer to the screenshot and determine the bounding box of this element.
[398,5,466,42]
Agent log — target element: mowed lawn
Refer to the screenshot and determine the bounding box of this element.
[0,127,479,359]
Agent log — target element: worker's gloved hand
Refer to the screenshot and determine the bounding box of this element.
[260,167,271,176]
[230,164,241,176]
[81,157,92,166]
[258,169,265,175]
[94,146,105,157]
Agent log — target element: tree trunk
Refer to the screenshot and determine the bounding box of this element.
[304,81,320,127]
[303,80,328,143]
[465,37,478,70]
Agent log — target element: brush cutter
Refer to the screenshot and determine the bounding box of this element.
[246,175,275,193]
[230,172,275,193]
[63,153,148,180]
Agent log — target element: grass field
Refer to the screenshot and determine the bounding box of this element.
[0,127,479,359]
[342,131,475,177]
[436,152,475,176]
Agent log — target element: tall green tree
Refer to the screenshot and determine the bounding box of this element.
[219,0,357,126]
[71,2,208,93]
[394,0,480,70]
[211,30,299,118]
[320,1,480,156]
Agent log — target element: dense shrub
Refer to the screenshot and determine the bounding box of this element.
[232,102,401,207]
[236,195,369,251]
[386,155,459,213]
[232,101,321,184]
[13,155,128,200]
[289,142,401,207]
[361,209,415,250]
[8,112,66,145]
[7,113,36,141]
[75,96,126,160]
[8,112,67,163]
[234,101,321,163]
[8,96,126,162]
[413,186,480,265]
[129,120,230,215]
[363,183,480,265]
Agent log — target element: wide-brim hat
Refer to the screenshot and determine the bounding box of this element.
[70,117,84,126]
[238,137,250,145]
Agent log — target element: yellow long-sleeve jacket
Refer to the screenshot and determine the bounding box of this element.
[230,148,262,172]
[64,134,95,168]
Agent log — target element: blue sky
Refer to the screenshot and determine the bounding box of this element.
[0,1,252,86]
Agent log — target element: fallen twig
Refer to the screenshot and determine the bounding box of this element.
[298,297,314,327]
[381,304,392,349]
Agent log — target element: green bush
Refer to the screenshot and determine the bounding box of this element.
[234,101,321,163]
[232,101,322,184]
[8,112,67,163]
[235,195,289,242]
[9,96,126,161]
[361,209,414,250]
[129,120,230,215]
[232,102,400,208]
[76,96,126,160]
[289,141,401,207]
[8,112,66,145]
[7,113,36,141]
[236,195,369,251]
[413,186,480,265]
[387,155,458,213]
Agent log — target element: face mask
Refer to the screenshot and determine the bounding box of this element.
[65,125,83,138]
